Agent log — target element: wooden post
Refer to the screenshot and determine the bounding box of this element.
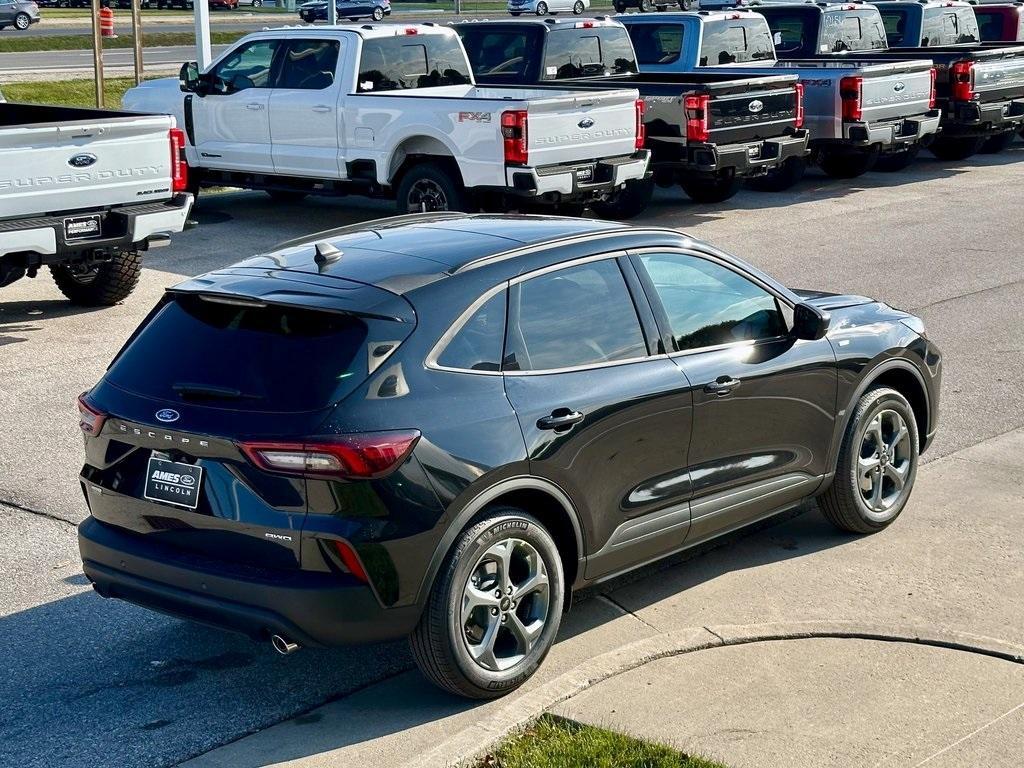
[131,0,144,86]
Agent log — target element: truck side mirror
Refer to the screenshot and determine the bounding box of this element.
[792,303,831,341]
[179,61,201,94]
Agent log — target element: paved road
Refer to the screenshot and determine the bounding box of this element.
[11,13,282,37]
[0,44,230,73]
[1,145,1022,767]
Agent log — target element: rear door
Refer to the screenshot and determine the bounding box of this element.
[500,255,695,581]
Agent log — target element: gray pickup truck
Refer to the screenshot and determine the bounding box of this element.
[618,10,941,180]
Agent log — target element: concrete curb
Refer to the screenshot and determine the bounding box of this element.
[408,620,1024,768]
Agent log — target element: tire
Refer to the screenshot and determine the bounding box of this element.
[265,189,308,203]
[409,509,565,699]
[819,387,919,535]
[613,2,625,11]
[573,0,584,13]
[396,162,472,214]
[535,1,547,14]
[873,146,920,173]
[928,135,984,161]
[679,0,692,8]
[510,11,521,14]
[50,251,142,307]
[680,173,742,204]
[979,130,1016,154]
[818,146,878,178]
[590,178,654,220]
[640,0,653,10]
[372,6,384,20]
[251,0,262,5]
[747,156,806,192]
[14,12,31,30]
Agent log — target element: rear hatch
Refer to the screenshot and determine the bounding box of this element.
[0,105,174,220]
[81,271,415,570]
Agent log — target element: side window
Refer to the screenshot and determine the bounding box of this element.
[504,260,647,372]
[211,40,280,93]
[627,23,684,66]
[436,291,507,372]
[638,253,787,352]
[277,40,340,91]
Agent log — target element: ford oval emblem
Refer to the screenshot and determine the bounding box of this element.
[578,117,595,129]
[68,153,98,169]
[894,81,906,93]
[155,408,180,423]
[748,99,764,114]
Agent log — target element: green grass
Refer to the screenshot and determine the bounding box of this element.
[480,715,729,768]
[0,30,246,53]
[1,77,146,107]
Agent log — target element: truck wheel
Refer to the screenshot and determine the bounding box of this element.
[680,173,742,204]
[409,508,565,699]
[640,0,654,10]
[613,1,625,11]
[979,130,1016,154]
[14,12,31,29]
[819,387,919,535]
[873,146,919,173]
[535,1,548,14]
[573,0,584,13]
[50,251,142,307]
[928,136,984,161]
[591,178,654,220]
[747,156,806,192]
[679,0,692,8]
[818,146,878,178]
[396,162,472,214]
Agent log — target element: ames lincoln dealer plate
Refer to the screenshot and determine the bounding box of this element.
[143,456,203,510]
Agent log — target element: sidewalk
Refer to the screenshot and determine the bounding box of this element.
[181,429,1024,768]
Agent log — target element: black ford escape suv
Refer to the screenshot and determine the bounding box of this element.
[77,214,941,698]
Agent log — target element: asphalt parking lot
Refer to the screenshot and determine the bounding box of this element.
[2,146,1023,767]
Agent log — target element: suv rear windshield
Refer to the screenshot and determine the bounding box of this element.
[107,295,377,412]
[698,18,775,66]
[357,35,471,92]
[543,27,637,79]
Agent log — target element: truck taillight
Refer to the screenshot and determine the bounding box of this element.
[501,109,528,166]
[239,430,421,481]
[169,127,189,193]
[929,67,937,109]
[839,76,863,121]
[951,61,975,102]
[684,93,710,143]
[634,98,646,150]
[77,393,107,436]
[794,82,805,129]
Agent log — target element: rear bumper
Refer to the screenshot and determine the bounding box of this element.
[942,98,1024,136]
[0,193,193,261]
[845,110,942,148]
[503,150,651,200]
[78,516,420,647]
[654,131,809,177]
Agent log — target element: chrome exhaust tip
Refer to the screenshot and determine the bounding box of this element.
[271,634,300,655]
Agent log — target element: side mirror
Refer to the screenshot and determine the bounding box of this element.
[792,302,830,341]
[179,61,201,93]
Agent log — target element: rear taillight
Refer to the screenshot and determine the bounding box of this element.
[951,60,975,102]
[169,127,188,193]
[634,98,646,150]
[840,76,863,121]
[929,67,937,109]
[77,393,106,436]
[794,82,805,129]
[239,430,421,480]
[501,109,528,166]
[684,93,710,143]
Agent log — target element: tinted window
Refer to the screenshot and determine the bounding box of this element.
[504,260,647,371]
[820,10,888,52]
[437,291,506,372]
[627,23,684,66]
[459,27,542,82]
[107,295,380,412]
[277,40,339,90]
[211,40,280,92]
[762,11,816,57]
[698,19,776,66]
[920,8,979,46]
[881,9,909,46]
[975,10,1005,42]
[639,254,786,352]
[357,35,471,92]
[543,28,637,79]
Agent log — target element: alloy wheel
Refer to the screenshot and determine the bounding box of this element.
[406,178,449,212]
[857,409,912,520]
[15,13,31,29]
[461,538,550,672]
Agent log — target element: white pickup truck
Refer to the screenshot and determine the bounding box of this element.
[0,100,193,305]
[121,24,651,217]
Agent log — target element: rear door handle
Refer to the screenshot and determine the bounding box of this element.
[537,408,585,431]
[312,105,332,113]
[704,376,741,396]
[246,102,265,111]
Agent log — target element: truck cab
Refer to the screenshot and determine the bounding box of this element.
[750,1,890,56]
[874,0,982,46]
[970,2,1024,41]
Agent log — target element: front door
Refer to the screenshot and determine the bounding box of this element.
[193,39,280,173]
[500,255,695,581]
[630,249,837,545]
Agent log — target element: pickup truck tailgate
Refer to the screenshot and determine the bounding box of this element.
[704,80,802,145]
[0,110,174,220]
[859,64,934,123]
[968,53,1024,103]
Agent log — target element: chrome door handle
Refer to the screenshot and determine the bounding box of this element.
[245,102,265,111]
[312,105,332,113]
[704,376,741,396]
[537,408,585,431]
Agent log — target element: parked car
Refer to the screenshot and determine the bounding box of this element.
[613,0,692,12]
[971,2,1024,42]
[209,0,239,9]
[122,25,650,216]
[156,0,194,9]
[620,8,941,179]
[455,17,809,205]
[0,102,193,304]
[507,0,588,16]
[298,0,390,22]
[237,0,265,6]
[76,212,942,698]
[0,0,40,31]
